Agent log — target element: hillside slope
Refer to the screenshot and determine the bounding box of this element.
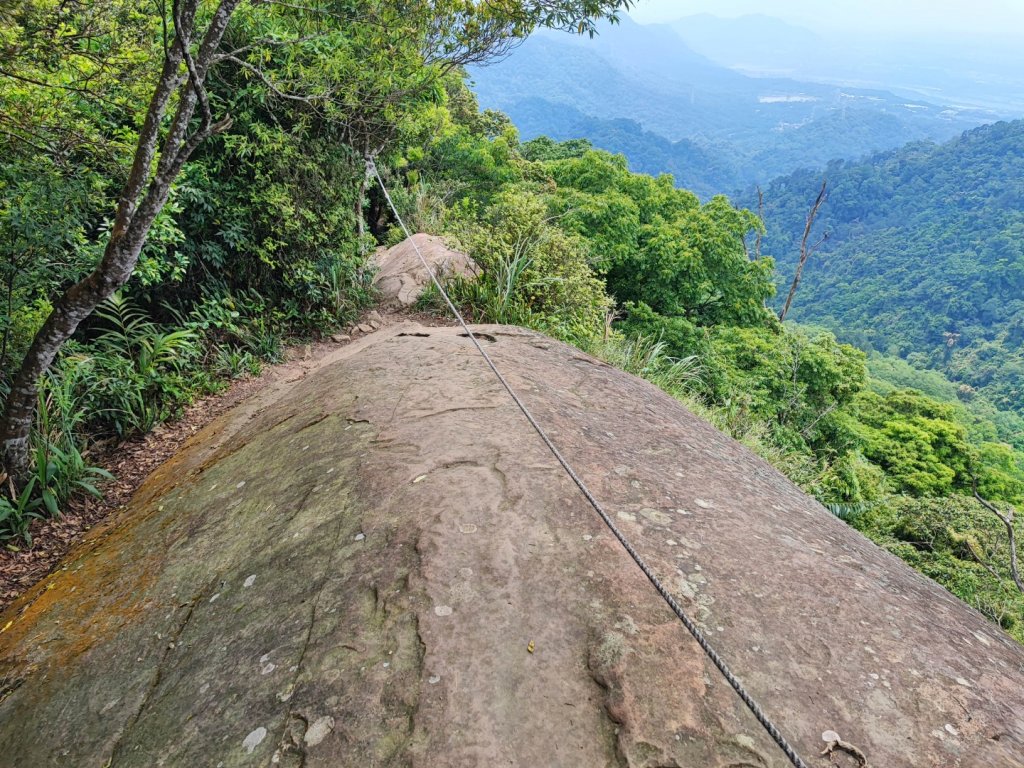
[761,119,1024,416]
[468,17,992,194]
[504,97,743,198]
[2,324,1023,766]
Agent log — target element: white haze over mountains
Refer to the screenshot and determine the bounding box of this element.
[630,0,1024,114]
[632,0,1024,40]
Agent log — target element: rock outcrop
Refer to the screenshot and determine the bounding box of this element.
[1,324,1023,767]
[371,234,478,308]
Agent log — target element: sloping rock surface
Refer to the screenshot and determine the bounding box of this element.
[1,324,1024,768]
[371,234,478,308]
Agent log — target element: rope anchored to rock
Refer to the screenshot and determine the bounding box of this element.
[368,159,812,768]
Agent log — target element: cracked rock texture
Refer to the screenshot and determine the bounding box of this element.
[2,324,1024,767]
[371,234,478,309]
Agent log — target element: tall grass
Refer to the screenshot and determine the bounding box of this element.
[0,356,112,543]
[580,333,703,398]
[445,250,544,327]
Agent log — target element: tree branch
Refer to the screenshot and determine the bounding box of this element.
[108,19,186,241]
[973,482,1024,595]
[0,68,126,110]
[965,538,1005,584]
[213,33,325,62]
[174,0,213,130]
[220,55,324,103]
[779,179,827,322]
[754,186,764,259]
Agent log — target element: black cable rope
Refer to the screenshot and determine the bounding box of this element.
[368,159,810,768]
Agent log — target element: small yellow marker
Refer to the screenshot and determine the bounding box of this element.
[527,640,535,654]
[0,620,12,634]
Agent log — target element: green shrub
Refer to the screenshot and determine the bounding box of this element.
[0,478,45,544]
[852,494,1024,642]
[75,295,199,436]
[0,356,113,543]
[854,390,973,497]
[451,187,610,340]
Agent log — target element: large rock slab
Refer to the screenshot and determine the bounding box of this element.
[1,324,1023,767]
[371,233,478,308]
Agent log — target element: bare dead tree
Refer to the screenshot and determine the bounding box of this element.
[742,186,766,262]
[973,481,1024,596]
[778,179,828,323]
[753,185,765,259]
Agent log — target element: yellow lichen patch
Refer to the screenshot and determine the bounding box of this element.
[0,503,165,672]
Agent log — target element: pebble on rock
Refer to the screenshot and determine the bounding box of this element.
[242,727,267,754]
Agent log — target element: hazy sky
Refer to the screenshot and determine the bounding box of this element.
[629,0,1024,41]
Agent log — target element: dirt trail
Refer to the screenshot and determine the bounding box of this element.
[1,324,1023,767]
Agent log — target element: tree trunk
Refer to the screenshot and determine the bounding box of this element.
[0,237,149,478]
[0,0,240,484]
[779,179,828,323]
[356,177,366,245]
[975,487,1024,596]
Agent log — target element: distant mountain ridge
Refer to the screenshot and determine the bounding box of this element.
[469,16,993,196]
[500,97,743,199]
[671,13,1024,115]
[669,14,832,79]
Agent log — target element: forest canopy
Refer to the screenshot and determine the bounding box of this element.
[760,120,1024,421]
[0,0,635,479]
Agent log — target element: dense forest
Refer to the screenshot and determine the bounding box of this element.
[1,1,1022,641]
[761,120,1024,426]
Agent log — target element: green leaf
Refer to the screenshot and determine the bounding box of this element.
[75,481,102,498]
[41,489,59,517]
